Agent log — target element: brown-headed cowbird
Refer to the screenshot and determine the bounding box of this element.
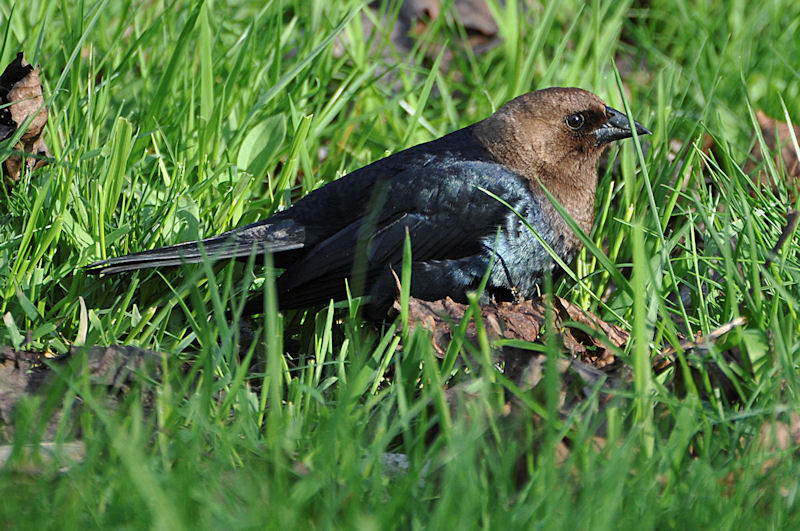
[87,87,649,314]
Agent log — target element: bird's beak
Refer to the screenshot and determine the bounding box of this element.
[594,105,651,146]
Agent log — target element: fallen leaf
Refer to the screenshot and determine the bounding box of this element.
[333,0,500,71]
[743,110,800,193]
[397,295,630,372]
[553,296,628,367]
[0,52,51,182]
[396,296,548,359]
[754,413,800,475]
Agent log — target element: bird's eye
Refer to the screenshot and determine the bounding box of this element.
[565,113,585,130]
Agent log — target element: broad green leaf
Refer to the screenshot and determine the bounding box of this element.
[237,113,287,178]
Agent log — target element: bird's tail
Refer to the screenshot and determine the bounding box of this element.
[86,220,305,275]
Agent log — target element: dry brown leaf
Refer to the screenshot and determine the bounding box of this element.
[333,0,500,71]
[741,109,800,194]
[757,414,800,468]
[720,413,800,497]
[396,294,635,455]
[396,296,548,359]
[397,295,630,370]
[553,296,628,368]
[0,52,50,182]
[756,109,800,177]
[757,416,800,454]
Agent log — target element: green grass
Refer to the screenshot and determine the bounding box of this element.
[2,0,800,527]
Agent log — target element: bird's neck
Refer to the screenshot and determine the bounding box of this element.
[471,120,599,235]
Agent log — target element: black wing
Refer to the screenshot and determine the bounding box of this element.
[276,159,534,308]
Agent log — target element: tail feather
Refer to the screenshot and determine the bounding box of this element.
[86,220,305,275]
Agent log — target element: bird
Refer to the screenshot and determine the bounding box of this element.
[87,87,650,315]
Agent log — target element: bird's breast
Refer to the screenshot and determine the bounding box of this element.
[481,196,579,299]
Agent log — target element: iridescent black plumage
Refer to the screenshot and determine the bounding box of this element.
[87,88,649,313]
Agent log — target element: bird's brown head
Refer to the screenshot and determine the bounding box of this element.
[473,87,650,231]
